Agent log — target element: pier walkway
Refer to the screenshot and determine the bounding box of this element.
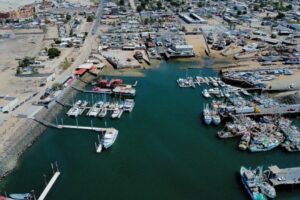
[38,172,60,200]
[268,165,300,186]
[225,104,300,118]
[32,117,109,132]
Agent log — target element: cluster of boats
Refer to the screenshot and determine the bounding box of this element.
[217,116,299,152]
[67,100,88,117]
[202,104,221,125]
[222,68,294,89]
[67,99,135,119]
[240,166,276,200]
[177,76,226,88]
[202,86,250,99]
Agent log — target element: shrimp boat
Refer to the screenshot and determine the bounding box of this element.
[240,166,267,200]
[259,182,276,199]
[203,104,212,125]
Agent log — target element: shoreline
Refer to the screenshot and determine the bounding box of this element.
[0,74,93,180]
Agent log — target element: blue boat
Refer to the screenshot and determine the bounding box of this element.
[9,193,31,200]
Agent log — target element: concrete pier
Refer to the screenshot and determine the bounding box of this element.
[38,172,60,200]
[268,165,300,186]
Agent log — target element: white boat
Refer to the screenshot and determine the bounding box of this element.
[87,101,103,117]
[203,104,212,125]
[212,81,218,87]
[98,108,107,118]
[202,89,211,98]
[67,107,81,117]
[111,109,123,119]
[124,99,135,112]
[212,114,221,125]
[102,128,118,149]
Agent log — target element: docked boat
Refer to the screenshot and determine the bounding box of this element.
[240,166,267,200]
[111,109,123,119]
[202,89,211,98]
[249,138,280,152]
[87,101,103,117]
[67,107,81,117]
[259,182,276,199]
[203,104,212,125]
[102,128,118,149]
[212,111,221,125]
[98,108,107,118]
[9,193,32,200]
[123,99,135,112]
[239,132,251,150]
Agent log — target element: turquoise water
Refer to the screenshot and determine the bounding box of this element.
[1,60,300,200]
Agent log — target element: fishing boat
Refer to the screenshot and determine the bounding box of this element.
[102,128,118,149]
[249,138,280,152]
[202,89,211,98]
[239,132,251,150]
[9,193,32,200]
[259,182,276,199]
[203,104,212,125]
[240,166,267,200]
[98,108,107,118]
[211,108,221,125]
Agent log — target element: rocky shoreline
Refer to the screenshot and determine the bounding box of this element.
[0,74,94,179]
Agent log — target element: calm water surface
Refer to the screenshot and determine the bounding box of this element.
[1,60,300,200]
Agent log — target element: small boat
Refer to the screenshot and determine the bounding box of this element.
[111,109,122,119]
[202,89,211,98]
[98,108,107,118]
[9,193,32,200]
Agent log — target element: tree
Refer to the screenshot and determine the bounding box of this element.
[87,15,94,22]
[286,4,292,11]
[48,48,61,59]
[276,12,285,19]
[66,14,71,21]
[157,1,162,9]
[119,0,124,6]
[137,5,143,12]
[237,10,242,16]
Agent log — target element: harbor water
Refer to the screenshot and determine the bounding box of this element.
[1,60,300,199]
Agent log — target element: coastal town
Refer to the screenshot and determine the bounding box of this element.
[0,0,300,199]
